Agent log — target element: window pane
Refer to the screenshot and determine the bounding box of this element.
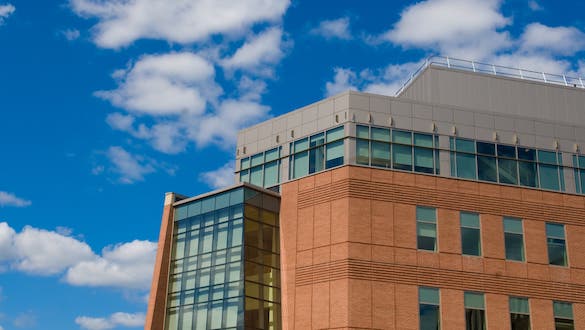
[509,297,529,314]
[460,212,479,228]
[476,142,495,155]
[326,126,344,142]
[505,233,525,261]
[519,161,538,187]
[498,145,516,158]
[465,309,486,330]
[546,223,565,238]
[415,147,434,173]
[554,302,574,319]
[393,144,412,170]
[539,150,558,164]
[548,238,567,266]
[265,148,279,162]
[462,227,481,256]
[510,313,530,330]
[264,161,279,187]
[251,153,264,167]
[457,153,477,179]
[504,218,522,234]
[241,158,250,170]
[417,222,436,251]
[326,140,344,168]
[250,166,263,186]
[393,130,412,144]
[477,156,497,182]
[420,304,440,330]
[518,147,536,161]
[414,133,433,147]
[356,139,370,165]
[310,132,325,147]
[417,206,436,222]
[498,158,518,184]
[555,318,575,330]
[371,141,391,168]
[419,287,440,305]
[464,292,485,309]
[540,164,560,190]
[294,138,308,152]
[357,125,369,139]
[293,152,308,178]
[309,145,325,174]
[371,127,390,142]
[457,138,475,153]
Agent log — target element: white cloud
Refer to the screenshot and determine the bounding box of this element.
[325,68,357,97]
[325,61,423,97]
[106,146,155,184]
[69,0,290,48]
[96,52,219,116]
[12,225,95,275]
[0,191,31,208]
[0,222,156,292]
[0,4,15,24]
[520,23,585,56]
[199,162,235,189]
[62,28,81,41]
[221,27,287,76]
[311,17,352,40]
[65,240,156,290]
[381,0,511,59]
[75,312,144,330]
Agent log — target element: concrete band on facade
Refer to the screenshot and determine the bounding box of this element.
[147,62,585,329]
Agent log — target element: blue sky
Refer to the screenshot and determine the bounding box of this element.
[0,0,584,329]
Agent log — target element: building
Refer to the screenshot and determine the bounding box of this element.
[146,56,585,329]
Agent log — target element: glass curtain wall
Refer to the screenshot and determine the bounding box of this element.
[240,148,281,189]
[167,187,281,330]
[356,125,439,174]
[289,126,345,179]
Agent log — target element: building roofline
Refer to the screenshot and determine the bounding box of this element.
[171,182,280,207]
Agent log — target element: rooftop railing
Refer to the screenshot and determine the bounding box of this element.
[396,56,585,95]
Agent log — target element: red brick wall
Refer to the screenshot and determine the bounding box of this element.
[280,166,585,329]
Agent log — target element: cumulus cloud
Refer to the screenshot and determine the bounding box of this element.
[221,27,287,76]
[325,61,422,97]
[66,240,157,290]
[520,23,585,56]
[0,191,31,208]
[528,0,542,11]
[0,222,156,292]
[13,312,36,328]
[96,52,219,116]
[75,312,144,330]
[381,0,511,59]
[325,68,357,96]
[0,4,15,24]
[199,162,235,189]
[311,17,352,40]
[69,0,290,48]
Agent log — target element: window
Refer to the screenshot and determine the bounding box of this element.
[417,206,437,251]
[539,150,563,191]
[504,217,525,261]
[509,297,530,330]
[419,287,440,330]
[498,144,518,184]
[239,148,281,188]
[451,138,477,179]
[464,292,486,330]
[554,301,574,330]
[573,155,585,194]
[461,212,481,256]
[289,126,345,179]
[393,130,413,171]
[546,223,567,266]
